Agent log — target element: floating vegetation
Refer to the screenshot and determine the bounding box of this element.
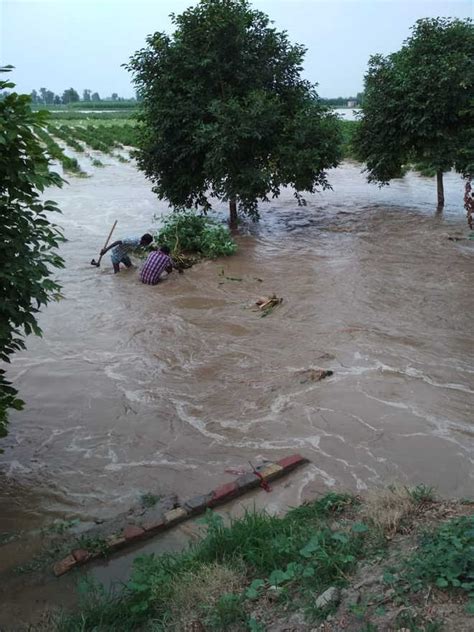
[255,294,283,317]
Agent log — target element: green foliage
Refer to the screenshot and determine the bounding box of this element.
[408,484,436,504]
[35,127,85,175]
[48,125,84,152]
[354,18,474,197]
[0,67,65,436]
[156,211,237,259]
[405,514,474,605]
[126,0,341,224]
[339,119,360,160]
[140,492,160,508]
[204,593,246,629]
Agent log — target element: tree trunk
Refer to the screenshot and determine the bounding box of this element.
[436,170,445,210]
[229,198,238,229]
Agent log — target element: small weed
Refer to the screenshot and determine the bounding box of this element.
[140,492,160,508]
[204,593,246,630]
[408,484,436,504]
[41,519,79,536]
[91,158,104,167]
[76,534,109,557]
[0,531,20,545]
[395,609,443,631]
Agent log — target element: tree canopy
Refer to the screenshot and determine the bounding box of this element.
[354,17,474,208]
[0,67,64,438]
[126,0,341,226]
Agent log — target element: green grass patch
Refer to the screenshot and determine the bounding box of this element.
[382,513,474,616]
[55,493,366,631]
[405,514,474,599]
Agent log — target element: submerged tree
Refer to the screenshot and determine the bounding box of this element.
[126,0,341,227]
[354,17,474,209]
[0,67,64,438]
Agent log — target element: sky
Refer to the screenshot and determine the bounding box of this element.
[1,0,472,98]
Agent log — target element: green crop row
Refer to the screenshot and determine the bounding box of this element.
[35,128,86,176]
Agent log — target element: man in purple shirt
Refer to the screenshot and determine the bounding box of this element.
[140,245,174,285]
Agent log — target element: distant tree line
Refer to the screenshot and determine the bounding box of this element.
[24,88,136,105]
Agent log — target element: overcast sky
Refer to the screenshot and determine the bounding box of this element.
[2,0,471,98]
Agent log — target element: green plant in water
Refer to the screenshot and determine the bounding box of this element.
[156,211,237,260]
[140,492,160,508]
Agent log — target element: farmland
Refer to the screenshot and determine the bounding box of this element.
[34,111,138,175]
[37,109,358,178]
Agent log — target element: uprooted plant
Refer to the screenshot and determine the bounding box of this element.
[155,211,237,267]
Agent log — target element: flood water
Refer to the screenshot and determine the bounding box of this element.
[0,156,473,618]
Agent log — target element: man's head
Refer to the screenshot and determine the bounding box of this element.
[160,244,171,255]
[140,233,153,246]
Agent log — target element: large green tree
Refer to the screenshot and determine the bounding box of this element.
[126,0,341,226]
[62,87,80,104]
[354,18,474,209]
[0,67,64,439]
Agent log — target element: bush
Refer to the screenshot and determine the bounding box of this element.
[156,211,237,259]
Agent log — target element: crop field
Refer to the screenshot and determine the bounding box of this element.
[34,114,139,176]
[36,111,358,179]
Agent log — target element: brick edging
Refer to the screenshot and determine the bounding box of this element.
[53,454,308,576]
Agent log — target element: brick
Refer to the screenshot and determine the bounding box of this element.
[141,503,165,527]
[277,454,308,472]
[142,514,166,533]
[53,554,77,577]
[72,548,92,564]
[209,481,238,507]
[184,493,213,515]
[235,472,260,492]
[123,524,145,541]
[258,463,284,482]
[105,533,127,550]
[164,507,188,525]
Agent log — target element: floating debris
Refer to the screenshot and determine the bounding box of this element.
[255,294,283,317]
[297,368,334,384]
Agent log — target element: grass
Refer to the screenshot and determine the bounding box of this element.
[36,489,474,630]
[140,493,160,508]
[360,483,416,536]
[55,492,363,630]
[404,514,474,601]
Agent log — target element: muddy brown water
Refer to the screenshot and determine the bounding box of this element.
[0,156,473,625]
